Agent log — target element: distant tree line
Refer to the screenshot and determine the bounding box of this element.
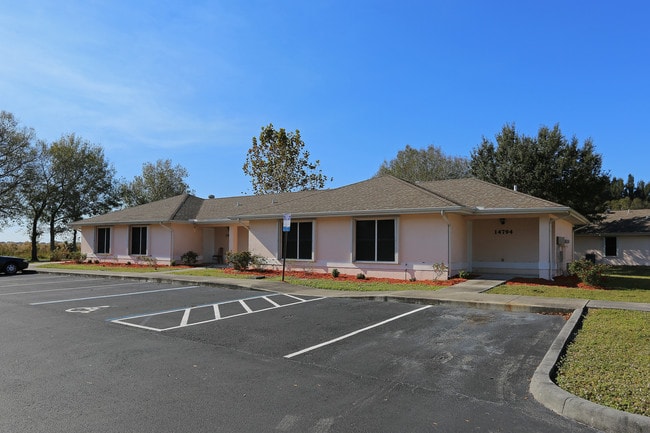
[607,174,650,210]
[0,110,192,260]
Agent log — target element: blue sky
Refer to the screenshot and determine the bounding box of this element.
[1,1,649,241]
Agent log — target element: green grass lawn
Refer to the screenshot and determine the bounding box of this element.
[555,309,650,417]
[489,266,650,303]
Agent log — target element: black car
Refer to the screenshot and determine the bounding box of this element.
[0,256,29,275]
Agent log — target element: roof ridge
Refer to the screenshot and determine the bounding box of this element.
[169,193,199,220]
[384,175,463,207]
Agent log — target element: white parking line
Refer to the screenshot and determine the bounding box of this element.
[29,285,200,305]
[0,279,126,296]
[284,305,432,359]
[110,293,326,332]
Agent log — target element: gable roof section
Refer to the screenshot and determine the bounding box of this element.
[233,176,462,219]
[576,209,650,235]
[71,194,198,226]
[72,176,588,226]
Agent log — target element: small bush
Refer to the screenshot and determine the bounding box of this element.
[138,255,158,268]
[458,270,471,279]
[226,251,263,271]
[331,268,340,278]
[432,262,448,280]
[181,250,198,265]
[356,273,366,280]
[49,246,67,262]
[568,259,610,287]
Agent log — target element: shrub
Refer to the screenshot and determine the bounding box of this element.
[181,250,198,265]
[139,255,158,268]
[568,259,610,287]
[432,262,448,280]
[356,273,366,280]
[226,251,263,271]
[331,268,340,278]
[458,270,471,279]
[49,246,67,262]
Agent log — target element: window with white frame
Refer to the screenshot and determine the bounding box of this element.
[96,227,111,254]
[130,226,147,255]
[283,221,313,260]
[355,218,396,262]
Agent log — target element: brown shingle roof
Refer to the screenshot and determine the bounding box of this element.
[416,178,564,209]
[72,194,195,225]
[72,176,585,226]
[576,209,650,235]
[234,176,461,218]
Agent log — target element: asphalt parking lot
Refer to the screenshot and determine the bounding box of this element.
[0,272,602,432]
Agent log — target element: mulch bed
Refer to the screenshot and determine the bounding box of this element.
[223,267,465,286]
[507,275,601,290]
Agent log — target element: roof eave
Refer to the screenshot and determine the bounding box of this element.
[472,207,589,225]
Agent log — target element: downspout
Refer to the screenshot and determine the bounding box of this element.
[159,223,174,265]
[440,210,451,279]
[549,218,556,280]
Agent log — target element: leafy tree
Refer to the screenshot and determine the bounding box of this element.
[19,142,56,261]
[46,134,120,250]
[0,111,37,223]
[376,144,470,182]
[119,159,193,207]
[243,123,331,194]
[470,123,610,220]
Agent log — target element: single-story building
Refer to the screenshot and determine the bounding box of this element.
[574,209,650,266]
[71,176,588,280]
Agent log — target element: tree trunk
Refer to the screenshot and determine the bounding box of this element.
[30,218,40,262]
[49,216,56,252]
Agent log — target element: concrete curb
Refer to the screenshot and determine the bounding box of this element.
[530,307,650,433]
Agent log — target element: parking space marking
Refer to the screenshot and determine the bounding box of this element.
[1,280,131,296]
[284,305,432,359]
[29,285,200,305]
[109,293,326,332]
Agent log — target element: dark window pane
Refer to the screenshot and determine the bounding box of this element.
[298,222,312,259]
[377,219,395,261]
[285,222,298,259]
[604,237,616,256]
[356,220,376,261]
[97,228,110,254]
[131,227,147,255]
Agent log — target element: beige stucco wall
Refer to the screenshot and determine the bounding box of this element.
[471,217,540,276]
[80,223,199,266]
[247,214,454,280]
[248,220,281,265]
[575,235,650,266]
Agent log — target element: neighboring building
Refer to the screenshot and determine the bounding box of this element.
[71,176,588,280]
[574,209,650,266]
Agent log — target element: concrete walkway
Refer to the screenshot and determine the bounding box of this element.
[27,265,650,433]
